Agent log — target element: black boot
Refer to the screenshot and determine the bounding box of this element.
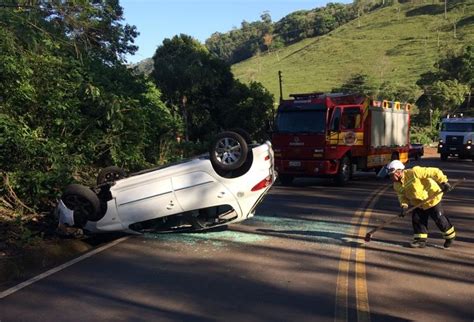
[410,239,427,248]
[444,238,454,248]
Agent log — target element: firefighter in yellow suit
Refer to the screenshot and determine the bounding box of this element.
[386,160,456,248]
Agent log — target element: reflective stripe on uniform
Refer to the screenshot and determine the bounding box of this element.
[414,233,428,239]
[443,226,456,239]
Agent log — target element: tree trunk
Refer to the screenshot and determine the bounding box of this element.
[182,95,189,142]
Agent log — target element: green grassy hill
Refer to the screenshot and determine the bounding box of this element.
[232,2,474,100]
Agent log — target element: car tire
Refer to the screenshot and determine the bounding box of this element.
[334,156,351,186]
[61,184,101,225]
[210,131,248,171]
[229,128,252,144]
[97,166,127,185]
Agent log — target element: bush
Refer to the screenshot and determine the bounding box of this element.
[410,125,438,145]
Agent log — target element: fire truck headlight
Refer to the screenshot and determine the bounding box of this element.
[439,139,443,143]
[439,144,444,148]
[467,140,472,145]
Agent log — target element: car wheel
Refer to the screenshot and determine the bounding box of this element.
[210,131,248,171]
[61,184,101,225]
[229,128,252,144]
[334,156,351,186]
[97,166,127,185]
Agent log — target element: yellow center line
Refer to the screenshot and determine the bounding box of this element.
[334,184,390,322]
[355,248,370,322]
[355,185,390,322]
[335,204,367,322]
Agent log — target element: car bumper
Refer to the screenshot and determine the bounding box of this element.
[57,199,75,226]
[438,145,474,156]
[56,198,125,233]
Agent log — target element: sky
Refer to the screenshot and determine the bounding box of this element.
[121,0,353,64]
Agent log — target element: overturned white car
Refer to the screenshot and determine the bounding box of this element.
[57,131,276,234]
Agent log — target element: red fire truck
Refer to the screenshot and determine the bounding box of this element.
[272,92,411,185]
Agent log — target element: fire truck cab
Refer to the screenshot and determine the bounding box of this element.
[272,92,410,185]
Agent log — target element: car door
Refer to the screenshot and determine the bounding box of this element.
[114,177,183,225]
[172,171,239,213]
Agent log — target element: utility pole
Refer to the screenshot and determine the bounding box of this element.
[278,70,283,102]
[444,0,447,19]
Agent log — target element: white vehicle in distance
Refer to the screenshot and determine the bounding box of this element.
[437,116,474,161]
[57,131,276,234]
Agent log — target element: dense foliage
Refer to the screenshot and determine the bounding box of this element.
[0,1,177,218]
[416,45,473,126]
[0,2,275,228]
[205,3,359,64]
[151,34,274,143]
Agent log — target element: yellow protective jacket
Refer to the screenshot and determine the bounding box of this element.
[393,166,448,210]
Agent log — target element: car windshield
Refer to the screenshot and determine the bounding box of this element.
[441,122,474,132]
[275,110,326,133]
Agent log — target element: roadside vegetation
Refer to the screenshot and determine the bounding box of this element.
[0,1,272,260]
[0,0,472,270]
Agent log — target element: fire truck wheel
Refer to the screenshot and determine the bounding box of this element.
[279,175,294,186]
[335,156,351,186]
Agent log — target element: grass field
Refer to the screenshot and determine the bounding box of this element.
[232,2,474,100]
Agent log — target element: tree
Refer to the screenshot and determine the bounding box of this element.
[378,81,418,102]
[331,73,377,96]
[220,81,274,140]
[428,80,468,113]
[0,2,174,214]
[417,46,473,116]
[152,34,234,141]
[205,2,356,64]
[152,34,274,142]
[45,0,139,63]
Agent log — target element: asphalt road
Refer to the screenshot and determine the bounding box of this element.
[1,156,473,321]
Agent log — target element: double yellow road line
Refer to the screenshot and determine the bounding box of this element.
[335,185,390,322]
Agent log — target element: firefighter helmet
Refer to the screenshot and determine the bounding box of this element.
[387,160,405,174]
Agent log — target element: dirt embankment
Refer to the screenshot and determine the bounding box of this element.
[0,238,92,288]
[424,146,438,157]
